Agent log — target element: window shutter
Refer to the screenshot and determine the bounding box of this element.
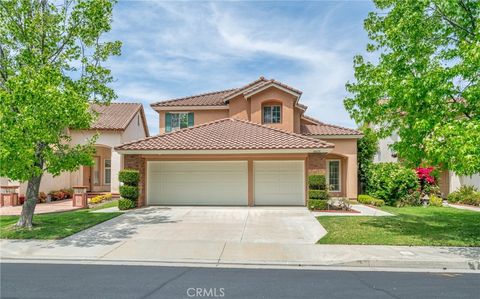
[188,112,194,127]
[165,113,172,133]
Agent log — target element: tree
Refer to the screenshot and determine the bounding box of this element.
[0,0,121,228]
[344,0,479,176]
[357,126,378,194]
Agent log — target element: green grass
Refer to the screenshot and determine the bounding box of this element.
[317,206,480,246]
[89,199,119,211]
[0,209,122,239]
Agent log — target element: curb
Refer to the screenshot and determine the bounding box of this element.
[1,256,479,273]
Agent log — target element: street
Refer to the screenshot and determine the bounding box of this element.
[1,263,478,299]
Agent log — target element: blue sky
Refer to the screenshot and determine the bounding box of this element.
[105,1,375,135]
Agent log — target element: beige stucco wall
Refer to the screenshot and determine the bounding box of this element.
[158,109,229,134]
[228,94,250,120]
[307,138,358,199]
[249,87,296,132]
[122,111,148,143]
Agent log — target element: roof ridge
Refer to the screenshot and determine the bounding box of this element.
[151,88,237,107]
[222,77,267,99]
[231,118,333,146]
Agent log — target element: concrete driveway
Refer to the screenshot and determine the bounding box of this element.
[67,206,326,245]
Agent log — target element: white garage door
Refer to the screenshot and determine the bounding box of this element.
[147,161,248,205]
[254,161,305,206]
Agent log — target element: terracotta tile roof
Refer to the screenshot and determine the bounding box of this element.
[224,76,302,101]
[89,103,149,135]
[301,123,362,136]
[150,89,235,107]
[116,118,334,151]
[151,77,302,107]
[300,115,361,136]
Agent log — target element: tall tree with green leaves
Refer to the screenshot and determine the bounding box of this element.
[345,0,479,175]
[0,0,121,228]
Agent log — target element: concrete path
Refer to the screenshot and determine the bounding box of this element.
[60,206,326,245]
[313,204,393,217]
[447,203,480,212]
[1,206,478,271]
[1,239,479,271]
[0,199,80,216]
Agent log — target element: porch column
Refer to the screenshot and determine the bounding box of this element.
[111,150,121,194]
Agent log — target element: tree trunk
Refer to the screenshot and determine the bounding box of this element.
[16,175,42,228]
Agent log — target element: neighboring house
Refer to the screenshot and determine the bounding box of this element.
[374,134,480,196]
[116,77,363,207]
[2,103,149,195]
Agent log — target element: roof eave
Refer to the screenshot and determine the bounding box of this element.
[151,105,229,111]
[115,148,333,155]
[307,134,364,139]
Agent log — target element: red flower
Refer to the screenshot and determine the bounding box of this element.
[416,167,435,185]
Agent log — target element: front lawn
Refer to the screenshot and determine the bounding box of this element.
[317,206,480,247]
[0,209,121,239]
[89,199,119,211]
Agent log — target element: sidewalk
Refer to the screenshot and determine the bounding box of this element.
[313,204,393,217]
[1,238,479,272]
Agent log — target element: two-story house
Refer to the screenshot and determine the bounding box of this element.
[116,77,362,206]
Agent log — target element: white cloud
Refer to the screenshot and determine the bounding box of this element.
[106,1,371,133]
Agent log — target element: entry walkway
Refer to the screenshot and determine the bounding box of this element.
[313,204,393,217]
[0,199,80,216]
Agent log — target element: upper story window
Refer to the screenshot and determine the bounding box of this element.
[165,112,194,133]
[263,105,281,124]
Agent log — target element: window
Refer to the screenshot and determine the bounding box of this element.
[263,105,281,124]
[165,112,194,132]
[137,114,140,126]
[104,159,111,185]
[327,160,341,192]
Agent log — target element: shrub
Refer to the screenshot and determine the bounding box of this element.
[309,190,329,200]
[38,192,47,203]
[119,185,138,200]
[48,190,65,201]
[88,193,112,205]
[60,188,74,199]
[308,175,326,190]
[119,169,140,185]
[337,197,352,211]
[447,185,480,206]
[429,195,443,207]
[118,198,136,210]
[397,190,422,207]
[357,194,385,206]
[367,163,419,206]
[308,199,329,211]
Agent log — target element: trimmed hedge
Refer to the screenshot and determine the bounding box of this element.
[119,169,140,185]
[119,185,138,200]
[118,169,139,210]
[308,175,326,190]
[118,198,136,210]
[309,190,329,200]
[358,194,385,207]
[367,163,419,206]
[308,199,329,211]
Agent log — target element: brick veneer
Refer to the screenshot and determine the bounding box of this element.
[124,154,146,207]
[307,153,326,175]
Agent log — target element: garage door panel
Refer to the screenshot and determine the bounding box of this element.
[147,161,248,206]
[254,161,305,206]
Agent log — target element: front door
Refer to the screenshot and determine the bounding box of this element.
[83,166,92,191]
